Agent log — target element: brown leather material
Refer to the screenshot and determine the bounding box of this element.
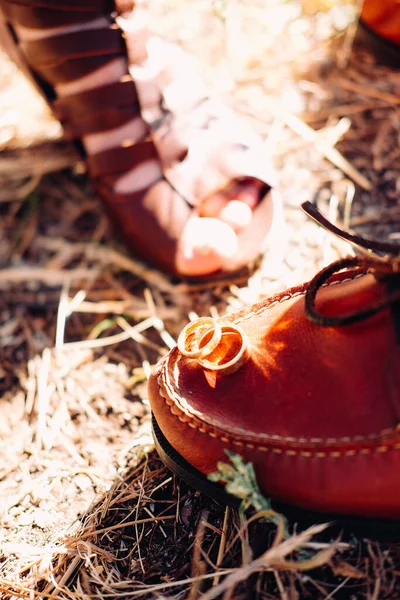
[53,79,139,120]
[361,0,400,45]
[149,269,400,518]
[0,2,97,27]
[5,0,113,11]
[20,26,124,67]
[38,54,122,84]
[96,179,192,273]
[87,140,158,179]
[62,107,140,139]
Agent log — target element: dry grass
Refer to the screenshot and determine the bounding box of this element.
[1,0,400,598]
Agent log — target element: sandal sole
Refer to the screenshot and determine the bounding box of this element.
[152,414,400,541]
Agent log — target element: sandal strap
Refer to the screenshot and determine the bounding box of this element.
[62,107,140,138]
[40,55,121,84]
[53,79,138,119]
[1,2,100,27]
[95,178,190,273]
[20,26,124,67]
[87,140,159,178]
[19,24,126,84]
[54,79,141,138]
[6,0,113,11]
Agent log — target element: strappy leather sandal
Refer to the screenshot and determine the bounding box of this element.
[358,0,400,67]
[0,0,281,278]
[149,202,400,535]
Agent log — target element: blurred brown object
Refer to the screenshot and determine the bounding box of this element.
[359,0,400,66]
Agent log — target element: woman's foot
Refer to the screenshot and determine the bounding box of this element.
[1,2,280,277]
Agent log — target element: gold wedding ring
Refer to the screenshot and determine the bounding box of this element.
[177,318,249,375]
[177,317,222,359]
[198,324,248,375]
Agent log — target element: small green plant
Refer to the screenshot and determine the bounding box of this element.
[208,450,289,535]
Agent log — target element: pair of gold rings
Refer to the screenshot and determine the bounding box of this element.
[177,317,248,375]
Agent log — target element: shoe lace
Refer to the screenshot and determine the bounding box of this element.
[301,201,400,327]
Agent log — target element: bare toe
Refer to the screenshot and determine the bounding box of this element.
[176,217,238,276]
[218,200,253,231]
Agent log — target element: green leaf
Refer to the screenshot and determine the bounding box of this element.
[208,450,289,534]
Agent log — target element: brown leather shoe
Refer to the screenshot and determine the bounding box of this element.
[358,0,400,66]
[149,201,400,526]
[0,0,280,278]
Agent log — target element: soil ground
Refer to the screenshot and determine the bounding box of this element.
[1,1,400,598]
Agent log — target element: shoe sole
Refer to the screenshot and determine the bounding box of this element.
[357,20,400,67]
[152,414,400,541]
